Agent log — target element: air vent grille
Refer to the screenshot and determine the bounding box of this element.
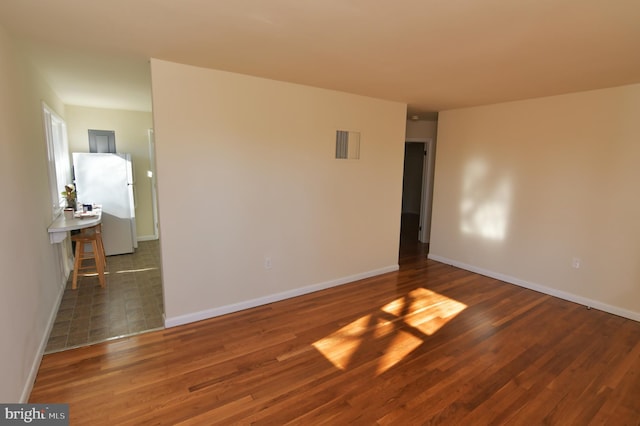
[335,130,360,159]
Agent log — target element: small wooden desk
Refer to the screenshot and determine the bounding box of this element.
[48,209,102,244]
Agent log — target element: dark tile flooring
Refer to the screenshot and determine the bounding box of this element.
[45,240,164,354]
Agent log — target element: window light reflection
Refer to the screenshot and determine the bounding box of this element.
[312,288,467,375]
[460,159,512,240]
[114,267,158,274]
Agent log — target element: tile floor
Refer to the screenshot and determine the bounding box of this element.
[45,240,164,354]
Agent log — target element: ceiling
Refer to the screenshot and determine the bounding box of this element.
[1,0,639,118]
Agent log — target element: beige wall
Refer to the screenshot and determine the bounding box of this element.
[430,84,640,319]
[406,119,438,140]
[151,59,407,325]
[0,26,67,401]
[65,106,155,238]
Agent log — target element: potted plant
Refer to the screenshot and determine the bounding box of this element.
[61,184,77,210]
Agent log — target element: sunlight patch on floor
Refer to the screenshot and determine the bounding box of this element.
[78,267,158,278]
[375,330,423,375]
[312,315,372,370]
[382,288,468,336]
[312,288,467,375]
[114,267,158,274]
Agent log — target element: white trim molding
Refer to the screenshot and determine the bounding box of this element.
[21,272,67,402]
[165,264,399,328]
[428,253,640,323]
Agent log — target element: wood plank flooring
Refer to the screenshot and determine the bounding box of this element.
[30,243,640,424]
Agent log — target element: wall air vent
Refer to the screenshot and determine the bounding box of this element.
[335,130,360,160]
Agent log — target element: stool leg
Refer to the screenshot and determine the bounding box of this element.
[72,238,83,290]
[92,240,106,288]
[96,226,107,268]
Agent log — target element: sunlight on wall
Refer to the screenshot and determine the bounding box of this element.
[312,288,467,375]
[460,159,512,240]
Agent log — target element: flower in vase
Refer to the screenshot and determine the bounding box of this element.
[61,184,77,208]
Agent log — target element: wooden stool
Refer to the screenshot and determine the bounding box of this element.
[71,224,107,289]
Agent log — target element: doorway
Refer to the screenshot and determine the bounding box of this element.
[44,120,163,353]
[401,142,424,242]
[400,138,434,247]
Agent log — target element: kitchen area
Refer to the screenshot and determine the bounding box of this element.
[44,105,163,353]
[44,238,163,352]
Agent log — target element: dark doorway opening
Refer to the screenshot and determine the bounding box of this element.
[400,141,430,263]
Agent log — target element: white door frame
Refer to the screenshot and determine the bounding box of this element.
[148,129,160,239]
[406,137,434,243]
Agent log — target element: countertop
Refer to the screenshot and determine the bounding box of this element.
[48,209,102,243]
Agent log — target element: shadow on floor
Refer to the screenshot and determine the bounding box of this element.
[45,240,164,354]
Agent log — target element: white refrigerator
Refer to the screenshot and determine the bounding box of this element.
[72,153,137,255]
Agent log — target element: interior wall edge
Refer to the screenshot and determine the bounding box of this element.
[151,58,406,320]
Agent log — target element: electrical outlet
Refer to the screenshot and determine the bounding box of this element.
[571,257,581,269]
[264,256,272,270]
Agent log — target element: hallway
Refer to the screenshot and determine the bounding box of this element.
[44,240,163,353]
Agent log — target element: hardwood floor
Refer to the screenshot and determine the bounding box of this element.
[30,243,640,424]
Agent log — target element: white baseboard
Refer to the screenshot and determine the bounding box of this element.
[137,235,159,242]
[428,253,640,323]
[21,273,68,402]
[165,264,399,328]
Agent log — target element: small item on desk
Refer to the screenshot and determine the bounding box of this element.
[79,212,98,219]
[63,208,74,220]
[83,204,92,212]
